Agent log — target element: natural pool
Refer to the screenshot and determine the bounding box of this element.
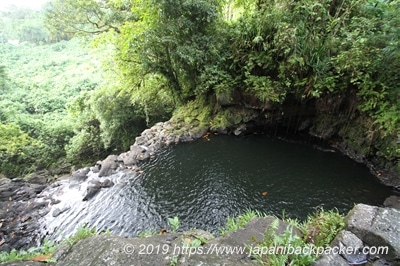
[40,134,393,240]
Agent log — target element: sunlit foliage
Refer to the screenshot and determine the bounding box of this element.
[0,0,398,176]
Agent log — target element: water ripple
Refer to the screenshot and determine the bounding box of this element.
[38,135,392,240]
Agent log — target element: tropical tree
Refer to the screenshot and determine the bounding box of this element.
[114,0,223,103]
[44,0,134,40]
[0,123,43,176]
[0,66,7,90]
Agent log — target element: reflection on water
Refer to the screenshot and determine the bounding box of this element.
[40,135,392,240]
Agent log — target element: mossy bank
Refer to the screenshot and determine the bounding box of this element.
[172,94,400,188]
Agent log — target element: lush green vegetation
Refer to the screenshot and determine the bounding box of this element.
[0,5,51,44]
[252,209,345,265]
[0,38,104,176]
[0,0,399,176]
[63,225,108,247]
[0,225,107,263]
[45,0,399,171]
[0,239,56,263]
[0,2,394,265]
[0,5,172,176]
[220,209,264,236]
[168,216,181,232]
[219,208,345,265]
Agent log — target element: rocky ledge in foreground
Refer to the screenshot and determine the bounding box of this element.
[1,203,399,266]
[314,204,400,266]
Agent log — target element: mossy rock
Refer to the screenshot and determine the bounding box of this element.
[210,111,232,132]
[216,91,234,106]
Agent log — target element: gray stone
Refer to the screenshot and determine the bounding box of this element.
[26,217,300,266]
[298,119,311,131]
[130,144,146,154]
[313,253,348,266]
[0,178,46,202]
[384,195,400,210]
[124,145,153,164]
[98,155,119,177]
[52,206,71,217]
[189,128,207,140]
[331,230,364,251]
[82,179,114,201]
[0,188,50,252]
[0,177,11,186]
[346,203,400,262]
[101,179,114,188]
[55,233,183,266]
[315,205,400,266]
[222,217,301,247]
[338,240,368,265]
[136,151,150,162]
[234,124,247,136]
[117,151,136,166]
[134,135,147,146]
[90,163,101,173]
[82,183,101,201]
[69,167,90,182]
[25,170,50,184]
[180,217,301,265]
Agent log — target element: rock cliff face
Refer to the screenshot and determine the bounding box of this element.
[206,91,400,187]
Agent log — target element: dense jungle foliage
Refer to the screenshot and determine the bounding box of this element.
[0,0,399,177]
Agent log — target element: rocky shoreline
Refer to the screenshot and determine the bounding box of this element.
[1,117,400,265]
[0,119,207,253]
[0,203,399,266]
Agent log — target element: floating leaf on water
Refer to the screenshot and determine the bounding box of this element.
[262,191,268,196]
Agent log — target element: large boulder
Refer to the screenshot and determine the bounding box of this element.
[42,216,299,266]
[179,217,302,266]
[53,231,210,266]
[314,230,367,266]
[315,203,400,265]
[384,195,400,211]
[82,179,114,201]
[345,204,400,262]
[98,155,119,177]
[69,167,90,182]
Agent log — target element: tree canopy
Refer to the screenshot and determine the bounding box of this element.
[0,0,398,176]
[45,0,399,166]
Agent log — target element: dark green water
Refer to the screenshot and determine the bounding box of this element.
[41,134,393,240]
[138,134,392,233]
